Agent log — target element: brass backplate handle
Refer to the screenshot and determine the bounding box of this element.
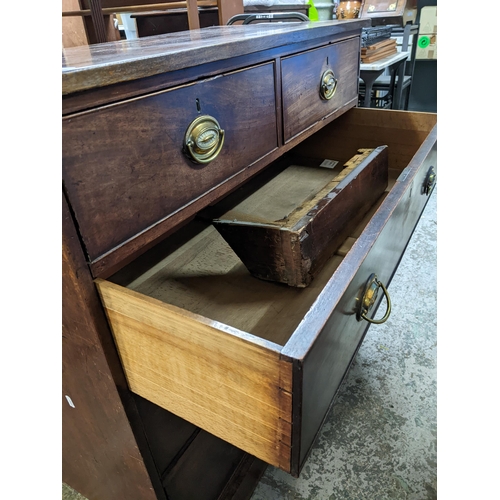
[357,273,392,324]
[423,166,436,195]
[184,115,225,164]
[320,69,338,100]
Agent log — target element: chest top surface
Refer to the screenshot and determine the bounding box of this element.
[62,20,369,95]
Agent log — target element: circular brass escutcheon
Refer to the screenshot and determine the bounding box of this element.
[357,273,392,324]
[184,115,225,164]
[320,69,338,100]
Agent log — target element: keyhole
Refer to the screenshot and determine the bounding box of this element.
[196,98,201,113]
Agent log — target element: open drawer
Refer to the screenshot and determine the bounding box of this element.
[95,108,437,477]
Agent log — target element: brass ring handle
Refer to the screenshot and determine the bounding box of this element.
[423,166,436,195]
[184,115,225,164]
[320,69,338,100]
[357,273,392,324]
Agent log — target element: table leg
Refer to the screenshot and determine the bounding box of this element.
[392,57,408,110]
[359,69,384,108]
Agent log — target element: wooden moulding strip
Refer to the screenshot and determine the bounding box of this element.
[95,279,294,471]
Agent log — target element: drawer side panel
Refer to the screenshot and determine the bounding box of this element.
[96,280,293,471]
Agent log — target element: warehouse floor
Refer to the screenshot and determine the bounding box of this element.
[63,188,437,500]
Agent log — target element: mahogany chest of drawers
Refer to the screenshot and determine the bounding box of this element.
[62,20,437,500]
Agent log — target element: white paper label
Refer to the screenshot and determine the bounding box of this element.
[319,159,339,169]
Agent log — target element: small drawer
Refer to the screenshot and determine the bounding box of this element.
[62,62,278,262]
[281,37,360,143]
[96,108,437,477]
[212,147,389,287]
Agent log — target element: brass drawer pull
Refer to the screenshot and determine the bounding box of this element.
[320,69,338,100]
[423,166,436,195]
[184,115,225,164]
[357,273,391,324]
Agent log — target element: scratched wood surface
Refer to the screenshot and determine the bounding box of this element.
[62,19,370,94]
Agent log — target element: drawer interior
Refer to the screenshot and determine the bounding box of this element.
[112,219,343,347]
[110,191,384,346]
[213,148,379,230]
[110,111,436,348]
[293,107,438,178]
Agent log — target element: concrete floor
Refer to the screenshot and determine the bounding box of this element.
[63,188,437,500]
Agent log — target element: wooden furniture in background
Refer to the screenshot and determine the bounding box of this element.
[132,3,309,38]
[62,0,244,45]
[62,20,437,499]
[360,0,418,26]
[132,7,219,36]
[63,0,122,45]
[62,0,89,48]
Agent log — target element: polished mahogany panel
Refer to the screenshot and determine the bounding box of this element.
[63,63,277,261]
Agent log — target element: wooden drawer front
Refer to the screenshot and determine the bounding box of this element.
[96,108,437,477]
[281,37,360,143]
[63,63,278,262]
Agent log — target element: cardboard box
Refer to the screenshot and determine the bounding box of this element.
[419,6,437,34]
[415,34,437,60]
[392,36,413,55]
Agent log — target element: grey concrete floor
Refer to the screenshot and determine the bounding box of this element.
[63,188,437,500]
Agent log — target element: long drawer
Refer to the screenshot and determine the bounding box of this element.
[62,62,278,262]
[95,108,437,476]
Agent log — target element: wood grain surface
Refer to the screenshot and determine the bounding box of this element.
[96,278,294,471]
[63,62,277,262]
[212,147,389,287]
[62,193,163,500]
[107,219,343,347]
[281,109,437,472]
[62,20,370,94]
[297,136,436,470]
[281,36,361,142]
